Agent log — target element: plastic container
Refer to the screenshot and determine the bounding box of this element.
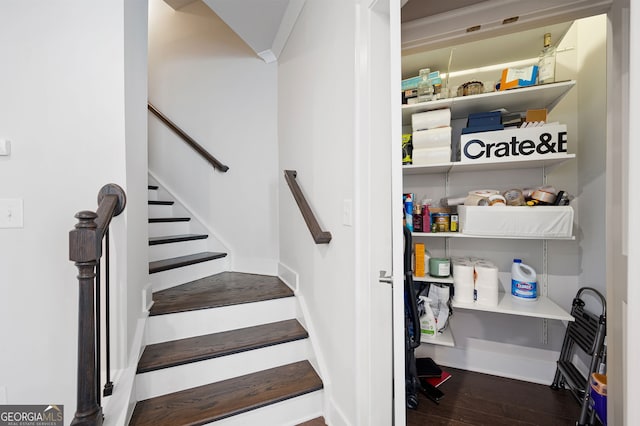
[429,258,450,278]
[590,373,607,425]
[511,259,538,301]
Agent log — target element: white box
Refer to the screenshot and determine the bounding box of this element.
[457,205,574,238]
[460,124,568,163]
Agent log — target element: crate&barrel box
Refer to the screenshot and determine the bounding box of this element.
[459,124,567,162]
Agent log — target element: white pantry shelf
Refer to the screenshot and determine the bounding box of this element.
[403,153,575,175]
[420,326,455,347]
[402,80,576,125]
[452,293,574,321]
[412,231,574,241]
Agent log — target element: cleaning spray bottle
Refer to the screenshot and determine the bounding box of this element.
[418,296,437,338]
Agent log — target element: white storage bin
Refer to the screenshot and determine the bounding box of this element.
[457,205,574,238]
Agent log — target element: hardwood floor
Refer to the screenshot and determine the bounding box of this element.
[406,367,583,425]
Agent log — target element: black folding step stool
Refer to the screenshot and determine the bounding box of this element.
[551,287,606,426]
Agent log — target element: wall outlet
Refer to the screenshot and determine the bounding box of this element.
[0,199,23,228]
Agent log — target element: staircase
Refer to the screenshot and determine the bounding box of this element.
[128,183,325,425]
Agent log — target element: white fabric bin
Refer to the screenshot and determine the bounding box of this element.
[457,205,574,238]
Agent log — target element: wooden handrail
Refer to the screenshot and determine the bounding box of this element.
[284,170,332,244]
[148,102,229,172]
[69,184,126,426]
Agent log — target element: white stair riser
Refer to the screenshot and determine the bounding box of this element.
[148,204,175,217]
[148,189,158,201]
[150,257,229,292]
[148,221,191,237]
[205,390,324,426]
[135,339,311,400]
[145,297,298,344]
[148,239,209,262]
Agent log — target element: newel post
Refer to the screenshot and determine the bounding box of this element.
[69,211,103,426]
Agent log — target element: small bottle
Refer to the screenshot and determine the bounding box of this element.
[416,68,434,103]
[413,204,423,233]
[538,33,556,84]
[404,193,414,232]
[422,199,432,233]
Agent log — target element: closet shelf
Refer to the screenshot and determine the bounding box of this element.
[413,274,454,284]
[413,275,573,320]
[401,80,576,125]
[403,153,575,175]
[412,231,575,241]
[420,326,455,347]
[452,293,574,321]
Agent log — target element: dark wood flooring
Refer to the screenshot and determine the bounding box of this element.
[406,367,582,425]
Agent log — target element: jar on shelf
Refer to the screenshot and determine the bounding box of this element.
[417,68,434,103]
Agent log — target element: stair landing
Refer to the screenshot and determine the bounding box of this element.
[149,271,294,316]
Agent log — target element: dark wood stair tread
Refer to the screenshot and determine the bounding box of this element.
[148,185,159,190]
[149,252,227,274]
[150,272,294,316]
[148,200,174,206]
[137,319,307,374]
[130,361,322,426]
[149,234,208,246]
[149,217,191,223]
[298,417,327,426]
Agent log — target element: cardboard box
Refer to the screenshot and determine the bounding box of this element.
[458,205,574,238]
[459,124,567,162]
[500,65,538,90]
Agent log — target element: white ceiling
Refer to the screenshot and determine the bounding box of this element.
[401,0,488,23]
[401,20,573,79]
[163,0,601,67]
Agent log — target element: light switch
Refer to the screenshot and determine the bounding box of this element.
[0,139,10,156]
[0,199,23,228]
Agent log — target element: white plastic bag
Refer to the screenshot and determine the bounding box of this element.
[421,283,452,333]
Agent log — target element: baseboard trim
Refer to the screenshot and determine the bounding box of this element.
[278,261,299,292]
[415,338,561,385]
[103,314,148,426]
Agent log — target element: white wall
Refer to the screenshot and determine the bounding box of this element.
[147,0,279,275]
[124,0,151,363]
[0,0,148,422]
[278,0,359,423]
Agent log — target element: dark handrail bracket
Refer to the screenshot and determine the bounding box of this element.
[69,184,126,426]
[284,170,332,244]
[148,102,229,173]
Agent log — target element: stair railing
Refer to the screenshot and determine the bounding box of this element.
[147,102,229,172]
[69,184,126,426]
[284,170,332,244]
